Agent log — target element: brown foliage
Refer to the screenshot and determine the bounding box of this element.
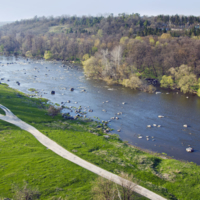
[1,15,200,95]
[92,173,138,200]
[13,182,40,200]
[48,106,61,117]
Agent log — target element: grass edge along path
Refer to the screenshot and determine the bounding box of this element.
[0,104,166,200]
[0,84,200,200]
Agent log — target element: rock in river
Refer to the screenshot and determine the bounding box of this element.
[186,147,193,152]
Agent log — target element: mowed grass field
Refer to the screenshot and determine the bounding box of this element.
[0,83,200,199]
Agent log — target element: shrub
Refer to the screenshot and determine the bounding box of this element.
[167,65,198,93]
[122,75,143,90]
[160,75,174,89]
[44,51,53,60]
[147,84,156,93]
[25,51,33,58]
[13,182,40,200]
[178,74,197,93]
[120,36,129,44]
[149,37,155,45]
[82,54,90,61]
[141,84,156,93]
[197,88,200,97]
[160,33,171,39]
[91,173,137,200]
[48,106,61,117]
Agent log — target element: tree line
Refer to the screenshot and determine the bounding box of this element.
[0,14,200,95]
[1,13,200,37]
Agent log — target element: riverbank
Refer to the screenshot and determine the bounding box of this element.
[0,56,200,164]
[0,101,165,200]
[0,83,200,199]
[1,53,199,98]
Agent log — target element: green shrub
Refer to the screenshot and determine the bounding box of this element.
[160,75,174,89]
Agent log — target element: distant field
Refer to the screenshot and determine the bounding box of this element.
[48,25,95,34]
[49,25,71,33]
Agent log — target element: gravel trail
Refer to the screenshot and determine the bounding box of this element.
[0,104,166,200]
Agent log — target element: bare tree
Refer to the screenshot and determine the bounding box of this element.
[118,172,137,200]
[101,49,110,73]
[92,176,116,200]
[111,45,122,72]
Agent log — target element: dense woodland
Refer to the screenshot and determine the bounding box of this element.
[0,14,200,95]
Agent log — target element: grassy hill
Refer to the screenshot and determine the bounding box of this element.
[0,84,199,199]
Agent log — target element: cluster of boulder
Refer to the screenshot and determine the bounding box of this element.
[62,113,74,120]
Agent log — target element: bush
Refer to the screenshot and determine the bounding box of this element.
[147,84,156,93]
[25,51,33,58]
[91,173,137,200]
[197,88,200,97]
[82,54,90,61]
[160,75,174,89]
[140,84,156,93]
[13,182,40,200]
[82,56,102,78]
[48,106,61,117]
[166,65,198,93]
[178,74,197,93]
[122,75,142,90]
[160,33,171,39]
[44,51,53,60]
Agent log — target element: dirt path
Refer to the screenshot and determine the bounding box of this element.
[0,104,166,200]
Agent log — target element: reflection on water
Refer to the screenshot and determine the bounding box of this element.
[0,56,200,164]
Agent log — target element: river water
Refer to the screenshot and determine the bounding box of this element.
[0,56,200,164]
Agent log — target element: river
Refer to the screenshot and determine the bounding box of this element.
[0,55,200,164]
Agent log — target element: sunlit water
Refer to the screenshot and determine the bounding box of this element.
[0,56,200,164]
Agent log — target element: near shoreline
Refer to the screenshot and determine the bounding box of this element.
[0,83,200,199]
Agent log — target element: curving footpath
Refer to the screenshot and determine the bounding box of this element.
[0,104,166,200]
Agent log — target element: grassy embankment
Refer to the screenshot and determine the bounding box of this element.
[0,83,200,199]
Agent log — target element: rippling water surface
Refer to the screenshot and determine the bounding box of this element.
[1,56,200,164]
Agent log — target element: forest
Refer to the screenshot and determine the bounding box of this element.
[0,13,200,95]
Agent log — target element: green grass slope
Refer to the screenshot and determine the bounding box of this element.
[0,83,199,199]
[0,85,97,199]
